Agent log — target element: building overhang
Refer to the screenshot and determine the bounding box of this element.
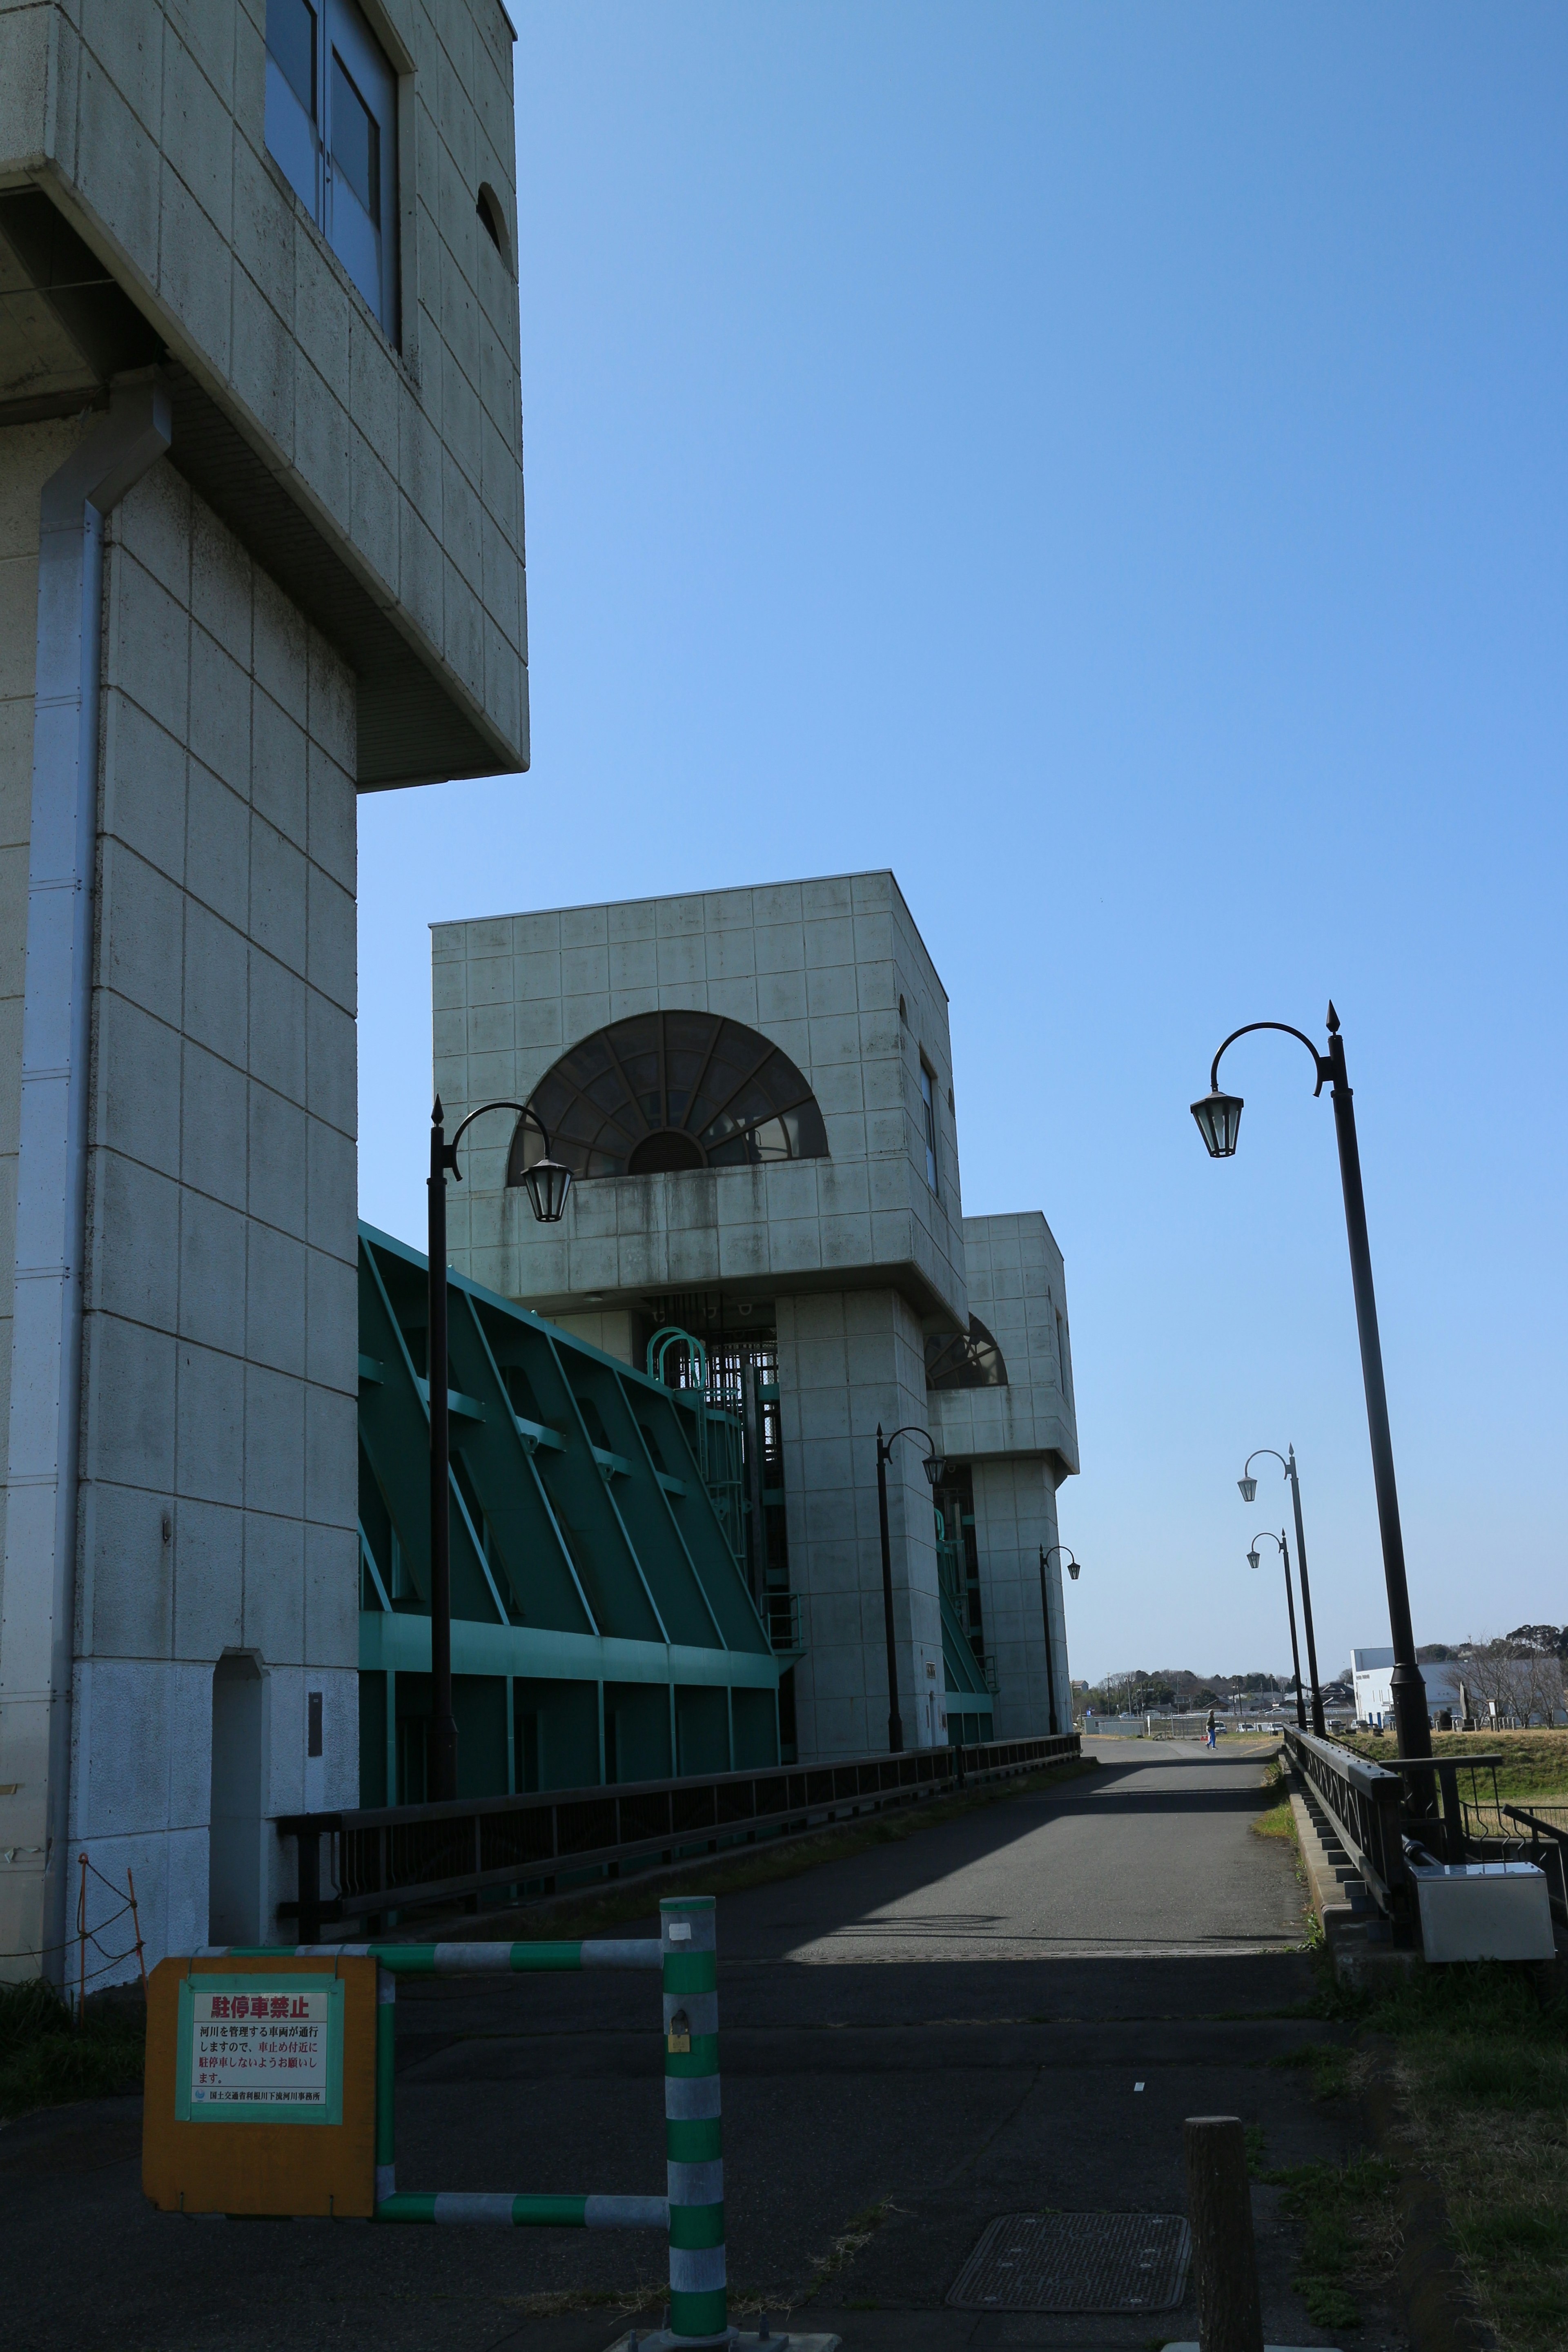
[0,182,519,790]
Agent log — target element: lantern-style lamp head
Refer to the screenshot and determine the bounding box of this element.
[1190,1090,1244,1158]
[512,1154,573,1225]
[1238,1474,1257,1503]
[922,1450,945,1489]
[1068,1559,1081,1581]
[1246,1546,1261,1572]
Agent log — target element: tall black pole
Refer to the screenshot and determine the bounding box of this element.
[1324,1013,1431,1780]
[1038,1550,1058,1736]
[875,1427,904,1753]
[1285,1447,1325,1737]
[1278,1532,1306,1731]
[427,1099,457,1802]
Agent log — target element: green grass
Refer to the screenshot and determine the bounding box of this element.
[0,1976,145,2119]
[1316,1957,1568,2352]
[1250,1799,1296,1840]
[1249,2114,1398,2333]
[1339,1728,1568,1803]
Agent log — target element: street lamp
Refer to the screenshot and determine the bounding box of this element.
[1039,1546,1081,1736]
[1192,1004,1431,1777]
[1240,1448,1324,1736]
[1247,1530,1307,1732]
[875,1425,943,1754]
[428,1097,572,1801]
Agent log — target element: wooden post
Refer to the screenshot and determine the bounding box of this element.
[1183,2114,1263,2352]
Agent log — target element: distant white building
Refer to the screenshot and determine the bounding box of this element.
[1353,1648,1565,1729]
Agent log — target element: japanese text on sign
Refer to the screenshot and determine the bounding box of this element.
[190,1986,329,2108]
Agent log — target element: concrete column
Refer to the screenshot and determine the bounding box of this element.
[777,1287,942,1762]
[0,393,173,1985]
[970,1458,1071,1740]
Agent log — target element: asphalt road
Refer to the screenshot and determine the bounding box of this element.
[2,1742,1405,2352]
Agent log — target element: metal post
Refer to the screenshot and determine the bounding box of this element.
[1325,1016,1432,1781]
[662,1895,726,2346]
[428,1098,458,1802]
[1037,1549,1058,1737]
[875,1427,904,1753]
[375,1965,396,2209]
[746,1364,767,1610]
[1285,1446,1326,1737]
[1279,1534,1306,1732]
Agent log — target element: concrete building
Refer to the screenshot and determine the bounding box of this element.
[433,873,1081,1764]
[0,0,529,1981]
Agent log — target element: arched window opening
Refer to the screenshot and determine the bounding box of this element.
[476,181,511,268]
[510,1012,830,1182]
[925,1315,1009,1391]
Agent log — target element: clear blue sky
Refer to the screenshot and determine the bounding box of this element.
[359,4,1567,1688]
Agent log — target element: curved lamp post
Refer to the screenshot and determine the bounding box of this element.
[1192,1005,1432,1776]
[1240,1448,1323,1736]
[875,1424,943,1753]
[428,1097,572,1801]
[1247,1530,1307,1732]
[1039,1545,1081,1736]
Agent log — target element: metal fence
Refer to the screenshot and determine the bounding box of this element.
[1503,1804,1568,1923]
[278,1731,1081,1940]
[1282,1726,1412,1926]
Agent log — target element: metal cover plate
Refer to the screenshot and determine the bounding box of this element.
[947,2210,1192,2312]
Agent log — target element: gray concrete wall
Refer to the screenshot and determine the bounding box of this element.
[0,454,361,1973]
[0,0,527,775]
[926,1212,1078,1474]
[0,414,90,1677]
[775,1285,945,1761]
[435,871,968,1330]
[967,1457,1071,1739]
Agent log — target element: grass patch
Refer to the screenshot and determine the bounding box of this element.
[1267,2155,1399,2331]
[1251,1800,1296,1841]
[1317,1957,1568,2351]
[449,1757,1098,1944]
[1268,2040,1356,2102]
[1338,1728,1568,1803]
[0,1977,145,2120]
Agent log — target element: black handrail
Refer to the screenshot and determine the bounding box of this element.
[276,1731,1082,1940]
[1283,1726,1413,1932]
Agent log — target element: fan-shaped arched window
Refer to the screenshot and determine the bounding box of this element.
[510,1012,830,1182]
[925,1315,1009,1391]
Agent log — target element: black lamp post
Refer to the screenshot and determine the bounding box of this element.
[1038,1545,1081,1737]
[1247,1531,1307,1731]
[875,1424,943,1754]
[428,1097,571,1802]
[1192,1005,1432,1779]
[1240,1447,1323,1735]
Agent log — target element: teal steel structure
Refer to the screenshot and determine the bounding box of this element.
[356,1225,790,1804]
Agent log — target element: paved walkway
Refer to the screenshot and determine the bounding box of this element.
[1,1742,1405,2352]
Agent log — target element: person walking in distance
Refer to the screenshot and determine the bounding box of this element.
[1205,1706,1217,1751]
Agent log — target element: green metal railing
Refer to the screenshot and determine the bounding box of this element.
[204,1894,728,2346]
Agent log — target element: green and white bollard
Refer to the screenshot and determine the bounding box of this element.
[661,1895,726,2347]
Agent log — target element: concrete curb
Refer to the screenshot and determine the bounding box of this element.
[1285,1779,1419,1983]
[1365,2076,1496,2352]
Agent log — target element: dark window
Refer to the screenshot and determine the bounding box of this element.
[925,1315,1008,1392]
[330,53,379,223]
[477,182,511,267]
[1056,1311,1070,1394]
[511,1013,830,1183]
[269,0,316,113]
[920,1061,939,1193]
[264,0,399,339]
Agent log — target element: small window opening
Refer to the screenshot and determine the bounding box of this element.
[477,183,511,268]
[1056,1310,1070,1394]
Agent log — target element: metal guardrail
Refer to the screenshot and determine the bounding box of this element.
[277,1731,1081,1940]
[1283,1726,1412,1925]
[1503,1804,1568,1923]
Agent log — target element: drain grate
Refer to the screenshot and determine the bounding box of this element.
[947,2210,1192,2312]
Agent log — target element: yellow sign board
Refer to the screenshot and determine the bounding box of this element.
[143,1954,376,2217]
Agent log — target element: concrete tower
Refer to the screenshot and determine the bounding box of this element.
[0,0,529,1981]
[433,873,1080,1765]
